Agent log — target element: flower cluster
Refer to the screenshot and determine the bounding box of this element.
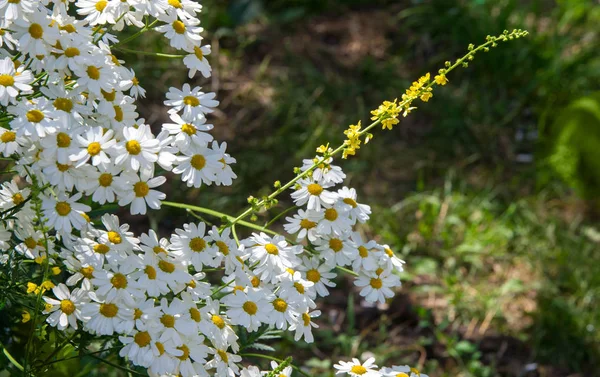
[0,0,406,376]
[334,357,428,377]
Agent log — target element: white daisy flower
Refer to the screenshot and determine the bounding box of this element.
[164,334,209,377]
[92,257,145,306]
[315,205,352,236]
[164,83,219,119]
[119,325,159,368]
[75,0,116,25]
[289,309,320,343]
[157,297,198,346]
[172,143,221,188]
[243,232,302,283]
[297,256,337,297]
[0,57,33,106]
[378,244,406,272]
[0,128,24,157]
[156,17,203,51]
[313,232,357,267]
[336,187,371,224]
[170,222,218,271]
[113,125,160,172]
[211,141,237,186]
[354,267,401,304]
[284,209,320,242]
[82,293,134,336]
[291,178,338,211]
[117,171,167,216]
[43,283,89,330]
[301,155,346,185]
[13,10,60,56]
[183,44,212,78]
[41,192,91,233]
[334,357,379,377]
[224,288,273,332]
[350,233,381,272]
[206,346,242,377]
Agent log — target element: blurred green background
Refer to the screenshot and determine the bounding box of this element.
[139,0,600,376]
[3,0,600,376]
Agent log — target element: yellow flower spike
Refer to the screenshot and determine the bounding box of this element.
[51,266,61,275]
[22,311,31,323]
[26,282,38,294]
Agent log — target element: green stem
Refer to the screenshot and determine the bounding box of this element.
[113,19,160,48]
[2,344,24,371]
[114,47,184,58]
[240,353,311,377]
[264,205,298,229]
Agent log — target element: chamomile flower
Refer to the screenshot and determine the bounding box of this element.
[301,155,346,185]
[378,244,405,272]
[157,297,198,346]
[354,268,400,304]
[86,165,123,204]
[224,288,273,332]
[113,125,160,172]
[268,295,299,330]
[75,0,117,25]
[206,347,242,377]
[243,233,302,283]
[0,180,30,210]
[162,112,213,150]
[208,226,239,274]
[119,325,159,368]
[284,209,320,242]
[14,10,60,56]
[117,171,167,215]
[210,141,237,186]
[313,233,357,267]
[289,309,320,343]
[0,128,23,156]
[82,293,134,336]
[291,178,338,211]
[43,283,89,330]
[165,334,209,377]
[297,256,337,297]
[71,126,116,167]
[336,187,371,224]
[156,17,203,51]
[316,205,352,236]
[172,143,221,188]
[164,84,219,119]
[41,192,91,233]
[92,258,145,306]
[350,233,381,272]
[334,357,380,377]
[0,57,33,106]
[170,222,218,271]
[183,44,212,78]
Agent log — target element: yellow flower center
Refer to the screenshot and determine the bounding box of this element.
[302,312,311,326]
[160,314,175,328]
[153,246,166,254]
[307,183,323,196]
[55,201,71,216]
[110,273,128,289]
[324,208,338,221]
[60,24,76,33]
[329,238,343,252]
[125,140,141,155]
[265,243,279,255]
[294,282,305,294]
[0,74,15,87]
[376,267,384,275]
[26,109,45,123]
[306,269,321,283]
[396,373,410,377]
[189,307,201,322]
[155,341,165,355]
[64,47,80,58]
[134,331,151,347]
[251,276,260,288]
[145,265,156,279]
[343,197,358,208]
[181,123,196,135]
[56,132,71,148]
[183,95,199,107]
[96,173,112,187]
[99,303,118,318]
[133,181,149,197]
[243,301,257,315]
[212,314,225,329]
[217,349,228,363]
[370,278,383,289]
[158,260,175,273]
[94,243,110,254]
[134,308,143,320]
[28,23,43,39]
[24,237,37,249]
[300,219,316,229]
[172,20,186,34]
[216,240,229,255]
[84,142,101,157]
[272,298,287,312]
[80,266,94,278]
[1,130,16,142]
[53,97,73,112]
[113,105,123,122]
[95,0,108,12]
[190,154,206,170]
[12,192,24,205]
[86,66,100,80]
[132,76,139,85]
[60,299,75,315]
[189,237,206,252]
[350,365,367,375]
[358,246,369,258]
[101,89,115,101]
[108,231,121,244]
[168,0,181,8]
[176,344,189,360]
[56,163,70,172]
[194,46,204,60]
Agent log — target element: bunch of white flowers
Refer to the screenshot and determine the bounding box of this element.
[0,0,404,376]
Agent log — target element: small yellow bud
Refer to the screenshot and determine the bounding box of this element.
[26,282,38,294]
[22,311,31,323]
[51,266,61,275]
[41,280,55,291]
